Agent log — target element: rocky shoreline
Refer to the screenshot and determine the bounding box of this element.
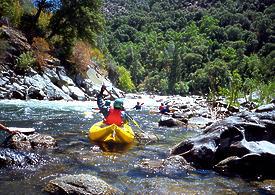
[0,25,120,101]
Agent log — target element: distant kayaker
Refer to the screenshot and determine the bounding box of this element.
[133,102,144,110]
[97,85,130,126]
[159,103,165,112]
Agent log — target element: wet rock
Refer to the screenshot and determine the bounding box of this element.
[0,148,43,167]
[251,180,275,194]
[4,133,56,150]
[27,86,46,100]
[135,132,160,143]
[134,155,194,177]
[42,74,72,100]
[159,117,186,127]
[44,174,122,195]
[214,152,275,179]
[10,90,25,100]
[170,108,275,179]
[228,105,239,113]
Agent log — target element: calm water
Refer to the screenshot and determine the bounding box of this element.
[0,100,260,194]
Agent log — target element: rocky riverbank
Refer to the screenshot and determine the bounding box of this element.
[0,25,120,101]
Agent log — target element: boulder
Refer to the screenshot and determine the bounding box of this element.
[3,133,56,150]
[159,117,186,127]
[170,107,275,179]
[44,174,122,195]
[57,67,75,86]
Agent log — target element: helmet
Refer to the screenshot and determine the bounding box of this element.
[113,98,124,109]
[105,100,111,106]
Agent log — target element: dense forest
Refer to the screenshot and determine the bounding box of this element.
[0,0,274,105]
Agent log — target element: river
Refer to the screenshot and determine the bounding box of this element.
[0,99,261,194]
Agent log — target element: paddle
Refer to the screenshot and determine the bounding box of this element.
[125,112,145,133]
[0,124,35,134]
[8,127,35,133]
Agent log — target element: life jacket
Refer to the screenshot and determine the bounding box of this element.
[104,108,123,126]
[159,106,164,111]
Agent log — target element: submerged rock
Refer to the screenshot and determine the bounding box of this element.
[0,148,44,167]
[44,174,122,195]
[133,155,194,178]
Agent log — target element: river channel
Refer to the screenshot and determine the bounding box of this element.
[0,99,262,194]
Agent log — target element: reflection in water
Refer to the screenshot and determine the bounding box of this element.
[93,141,135,153]
[0,100,260,194]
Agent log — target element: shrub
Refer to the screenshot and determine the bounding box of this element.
[16,51,36,70]
[0,0,23,27]
[174,81,189,95]
[117,66,135,92]
[38,11,52,32]
[32,37,51,70]
[70,41,91,76]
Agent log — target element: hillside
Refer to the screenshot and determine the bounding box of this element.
[0,0,274,104]
[103,0,274,101]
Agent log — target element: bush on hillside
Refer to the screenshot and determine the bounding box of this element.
[70,41,91,77]
[117,66,135,92]
[32,37,51,70]
[16,51,36,71]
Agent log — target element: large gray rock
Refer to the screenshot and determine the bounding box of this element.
[170,106,275,179]
[67,85,86,100]
[4,133,56,150]
[43,67,60,84]
[44,174,122,195]
[57,67,75,86]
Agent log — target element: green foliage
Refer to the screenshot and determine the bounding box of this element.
[49,0,105,56]
[174,81,189,95]
[16,51,36,70]
[219,70,242,107]
[117,66,135,92]
[256,81,275,104]
[1,0,273,99]
[0,0,23,27]
[104,0,274,96]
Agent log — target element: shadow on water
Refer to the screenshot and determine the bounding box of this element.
[92,141,135,153]
[0,100,263,194]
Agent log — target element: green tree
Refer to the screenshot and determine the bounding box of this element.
[49,0,105,56]
[0,0,23,26]
[117,66,135,92]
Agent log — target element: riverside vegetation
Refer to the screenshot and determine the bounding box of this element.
[0,0,274,106]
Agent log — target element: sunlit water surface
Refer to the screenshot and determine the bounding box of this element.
[0,100,260,194]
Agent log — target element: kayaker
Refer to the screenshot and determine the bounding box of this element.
[160,104,171,114]
[97,85,130,126]
[133,102,144,110]
[159,103,165,112]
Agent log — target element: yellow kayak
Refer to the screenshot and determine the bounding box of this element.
[88,121,135,144]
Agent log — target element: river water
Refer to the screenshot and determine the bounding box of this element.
[0,99,261,194]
